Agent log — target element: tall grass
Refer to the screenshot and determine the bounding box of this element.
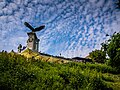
[0,51,119,90]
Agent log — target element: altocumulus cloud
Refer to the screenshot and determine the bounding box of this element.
[0,0,120,58]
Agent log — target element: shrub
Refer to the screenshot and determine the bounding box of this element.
[88,49,106,63]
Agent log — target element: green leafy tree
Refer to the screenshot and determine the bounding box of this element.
[102,33,120,71]
[89,49,106,63]
[116,0,120,8]
[18,44,22,53]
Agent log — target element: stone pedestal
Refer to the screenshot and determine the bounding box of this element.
[27,32,39,52]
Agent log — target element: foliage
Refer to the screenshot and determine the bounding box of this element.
[0,51,120,90]
[88,49,106,63]
[102,33,120,71]
[116,0,120,8]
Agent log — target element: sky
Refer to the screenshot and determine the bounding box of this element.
[0,0,120,58]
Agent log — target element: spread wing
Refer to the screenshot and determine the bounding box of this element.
[34,25,45,32]
[24,22,34,31]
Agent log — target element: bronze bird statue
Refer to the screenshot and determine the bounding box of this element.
[24,22,45,32]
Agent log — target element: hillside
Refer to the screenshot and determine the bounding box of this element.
[0,51,120,90]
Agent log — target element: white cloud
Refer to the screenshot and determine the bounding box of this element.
[0,0,120,58]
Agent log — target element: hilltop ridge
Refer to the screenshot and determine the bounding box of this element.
[20,48,70,63]
[20,48,93,63]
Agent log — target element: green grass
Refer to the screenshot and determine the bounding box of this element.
[0,51,120,90]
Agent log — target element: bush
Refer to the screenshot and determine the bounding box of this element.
[88,49,106,63]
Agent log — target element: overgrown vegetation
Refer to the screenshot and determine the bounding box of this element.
[0,51,120,90]
[88,33,120,72]
[89,50,106,63]
[101,33,120,71]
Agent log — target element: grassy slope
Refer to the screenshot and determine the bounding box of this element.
[0,51,120,90]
